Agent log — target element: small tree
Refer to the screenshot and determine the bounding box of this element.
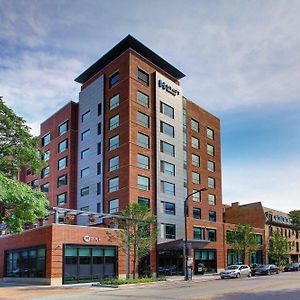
[226,224,258,264]
[268,230,290,267]
[289,210,300,232]
[109,203,157,279]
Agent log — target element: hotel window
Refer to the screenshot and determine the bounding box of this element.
[58,139,68,153]
[208,177,215,188]
[108,177,119,192]
[109,156,119,171]
[207,144,215,156]
[191,119,199,132]
[192,154,200,167]
[137,112,149,128]
[57,192,67,205]
[160,140,175,157]
[109,114,119,130]
[160,121,174,138]
[192,190,200,202]
[81,110,90,123]
[109,135,119,150]
[165,224,176,239]
[97,162,101,175]
[58,157,67,170]
[40,183,49,193]
[207,160,215,172]
[208,194,216,205]
[81,148,90,159]
[138,175,150,191]
[109,71,120,88]
[98,103,102,116]
[58,121,68,136]
[41,133,50,147]
[42,150,50,161]
[207,127,214,140]
[137,132,149,148]
[193,207,201,220]
[192,137,199,149]
[81,186,89,197]
[138,68,149,85]
[81,167,89,178]
[57,174,67,187]
[138,197,150,207]
[81,129,90,141]
[209,210,216,222]
[207,228,216,241]
[137,154,149,169]
[163,202,175,215]
[160,102,174,119]
[97,122,101,135]
[192,172,200,184]
[97,142,101,155]
[109,94,119,110]
[161,181,175,196]
[193,227,204,240]
[160,161,175,176]
[137,91,149,107]
[97,182,101,195]
[109,199,119,213]
[41,166,50,178]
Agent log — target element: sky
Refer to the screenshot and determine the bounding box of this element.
[0,0,299,212]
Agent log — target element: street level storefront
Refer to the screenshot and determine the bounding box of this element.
[0,224,126,285]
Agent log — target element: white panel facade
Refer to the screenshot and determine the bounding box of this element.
[155,72,184,244]
[77,76,104,223]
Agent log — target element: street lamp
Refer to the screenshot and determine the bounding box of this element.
[184,187,208,281]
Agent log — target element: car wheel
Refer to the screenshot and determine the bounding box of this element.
[248,272,252,278]
[221,276,225,279]
[236,273,240,278]
[276,269,279,274]
[267,270,271,275]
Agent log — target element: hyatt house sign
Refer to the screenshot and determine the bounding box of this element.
[158,79,180,96]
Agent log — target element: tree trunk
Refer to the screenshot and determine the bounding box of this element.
[133,244,137,279]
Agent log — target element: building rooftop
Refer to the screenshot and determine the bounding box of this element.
[75,35,185,84]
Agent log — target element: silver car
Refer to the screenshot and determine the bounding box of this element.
[220,264,252,279]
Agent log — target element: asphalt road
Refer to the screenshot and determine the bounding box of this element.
[1,272,300,300]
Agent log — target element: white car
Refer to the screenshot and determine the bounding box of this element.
[220,265,251,279]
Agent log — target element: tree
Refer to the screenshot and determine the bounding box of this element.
[289,210,300,232]
[108,203,157,279]
[0,97,48,233]
[268,230,290,267]
[226,224,259,264]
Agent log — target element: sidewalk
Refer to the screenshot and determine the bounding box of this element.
[165,273,220,282]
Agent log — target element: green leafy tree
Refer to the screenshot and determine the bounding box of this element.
[289,210,300,232]
[0,97,48,233]
[226,224,259,264]
[109,203,157,279]
[268,230,290,267]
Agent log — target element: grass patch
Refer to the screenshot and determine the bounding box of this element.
[99,277,166,285]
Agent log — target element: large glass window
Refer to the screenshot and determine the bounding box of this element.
[207,127,214,140]
[193,207,201,220]
[192,172,200,184]
[137,91,149,107]
[109,135,119,150]
[160,121,174,138]
[42,133,50,147]
[108,177,119,192]
[81,167,90,178]
[109,94,119,110]
[191,119,199,132]
[163,202,175,215]
[192,137,199,149]
[137,112,149,128]
[5,246,46,278]
[209,210,216,222]
[208,177,215,188]
[109,114,119,130]
[137,154,149,169]
[109,199,119,213]
[137,175,150,191]
[41,166,50,178]
[81,129,90,141]
[138,197,150,207]
[207,228,216,241]
[109,156,119,171]
[137,132,149,148]
[43,150,50,161]
[160,140,175,157]
[160,102,174,119]
[57,192,67,205]
[192,154,200,167]
[57,174,67,187]
[161,181,175,196]
[58,139,68,153]
[109,71,120,88]
[138,69,149,85]
[207,160,215,172]
[58,157,67,170]
[160,161,175,176]
[207,144,215,156]
[208,194,216,205]
[59,121,68,136]
[81,111,91,123]
[165,224,176,239]
[81,148,90,159]
[81,186,89,197]
[193,227,204,240]
[41,183,49,193]
[192,190,200,202]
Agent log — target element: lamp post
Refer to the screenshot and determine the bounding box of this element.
[184,187,208,281]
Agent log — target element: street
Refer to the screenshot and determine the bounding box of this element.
[1,272,300,300]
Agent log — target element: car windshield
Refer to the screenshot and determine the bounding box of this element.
[259,265,269,269]
[226,265,239,270]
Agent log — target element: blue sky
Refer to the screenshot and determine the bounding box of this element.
[1,0,299,212]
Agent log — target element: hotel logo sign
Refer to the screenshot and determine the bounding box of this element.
[158,79,180,96]
[83,235,101,242]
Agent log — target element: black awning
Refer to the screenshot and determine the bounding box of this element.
[157,239,210,251]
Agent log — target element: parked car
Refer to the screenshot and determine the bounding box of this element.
[255,264,279,275]
[250,263,262,276]
[284,262,300,272]
[220,265,252,279]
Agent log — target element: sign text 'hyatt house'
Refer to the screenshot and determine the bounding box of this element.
[158,79,180,96]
